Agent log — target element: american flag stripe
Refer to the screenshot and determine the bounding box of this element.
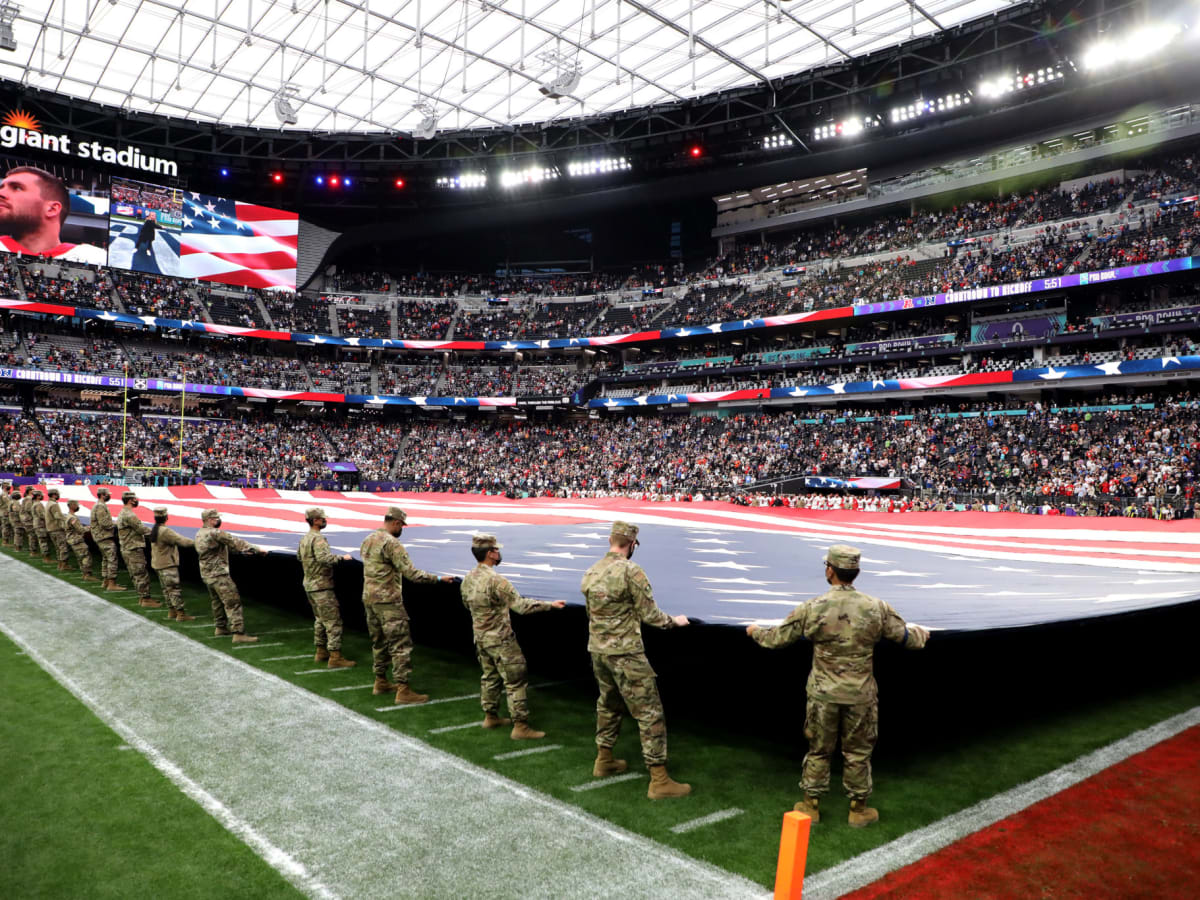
[180,194,299,291]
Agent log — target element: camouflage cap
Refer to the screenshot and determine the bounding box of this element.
[824,543,862,569]
[97,486,111,496]
[385,506,407,523]
[121,491,138,501]
[200,508,220,521]
[152,506,169,516]
[67,500,80,509]
[471,533,502,551]
[305,507,327,521]
[610,520,640,542]
[47,488,59,497]
[33,490,43,499]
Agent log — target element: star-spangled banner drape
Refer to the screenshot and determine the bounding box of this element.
[180,193,298,290]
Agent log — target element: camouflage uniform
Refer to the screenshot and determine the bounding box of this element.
[44,492,70,565]
[90,495,119,583]
[65,507,93,577]
[150,512,194,613]
[117,499,153,600]
[581,522,678,766]
[360,508,439,686]
[0,488,11,544]
[10,490,27,550]
[461,535,555,722]
[298,512,345,652]
[17,491,36,552]
[31,492,52,558]
[194,510,261,634]
[750,544,927,801]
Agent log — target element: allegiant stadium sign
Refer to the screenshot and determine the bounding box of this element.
[0,109,178,177]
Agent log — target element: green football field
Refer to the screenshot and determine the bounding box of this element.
[4,544,1199,895]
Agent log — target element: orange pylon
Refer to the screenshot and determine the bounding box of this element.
[774,810,812,899]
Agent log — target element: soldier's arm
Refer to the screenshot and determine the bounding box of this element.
[498,577,555,615]
[749,601,811,649]
[384,540,439,584]
[879,600,929,649]
[217,530,260,554]
[628,565,675,629]
[312,534,341,567]
[164,529,195,549]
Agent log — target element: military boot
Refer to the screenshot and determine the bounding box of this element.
[510,721,545,740]
[848,800,878,828]
[214,626,232,637]
[314,647,330,663]
[175,610,196,622]
[232,633,259,644]
[139,598,163,608]
[647,765,691,800]
[372,677,398,695]
[482,712,512,729]
[793,796,820,823]
[104,580,122,592]
[592,747,628,777]
[393,684,429,705]
[80,573,94,582]
[166,609,177,620]
[326,651,356,669]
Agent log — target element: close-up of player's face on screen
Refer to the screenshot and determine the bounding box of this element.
[0,167,67,247]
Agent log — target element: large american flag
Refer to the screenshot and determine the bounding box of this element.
[180,193,298,290]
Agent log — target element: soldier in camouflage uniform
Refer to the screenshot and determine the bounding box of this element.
[149,507,196,621]
[461,533,564,739]
[31,490,52,562]
[0,483,12,545]
[195,508,265,643]
[581,521,692,799]
[44,488,70,570]
[17,486,37,554]
[747,544,930,827]
[298,507,355,668]
[91,488,121,590]
[117,491,158,607]
[9,485,27,550]
[64,500,94,580]
[360,506,456,704]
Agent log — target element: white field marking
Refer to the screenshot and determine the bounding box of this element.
[428,721,487,734]
[232,642,284,650]
[0,557,770,900]
[329,683,378,692]
[803,704,1200,900]
[179,622,217,628]
[374,692,478,711]
[261,654,314,662]
[294,668,354,676]
[670,809,745,834]
[201,628,312,640]
[570,772,646,792]
[494,744,563,761]
[0,624,338,900]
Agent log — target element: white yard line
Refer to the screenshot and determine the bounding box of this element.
[232,642,284,650]
[0,557,767,900]
[494,744,563,761]
[329,683,377,692]
[803,705,1200,900]
[670,809,745,834]
[570,773,646,792]
[261,654,314,662]
[374,692,478,712]
[428,720,487,734]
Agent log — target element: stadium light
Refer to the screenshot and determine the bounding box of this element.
[271,172,283,184]
[889,91,971,124]
[0,4,19,53]
[394,178,405,189]
[219,167,230,177]
[499,166,559,189]
[1081,23,1184,71]
[689,145,703,158]
[314,175,324,186]
[344,177,352,187]
[329,175,341,188]
[435,173,487,190]
[762,133,794,151]
[566,157,631,177]
[978,66,1066,99]
[409,101,439,140]
[812,115,881,142]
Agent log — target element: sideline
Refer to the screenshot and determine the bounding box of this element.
[803,703,1200,900]
[0,556,768,900]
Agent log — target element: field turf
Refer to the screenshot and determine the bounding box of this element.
[3,544,1199,892]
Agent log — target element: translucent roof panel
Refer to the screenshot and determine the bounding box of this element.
[1,0,1014,136]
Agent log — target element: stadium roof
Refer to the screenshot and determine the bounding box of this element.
[1,0,1012,136]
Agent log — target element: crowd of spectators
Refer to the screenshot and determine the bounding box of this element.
[112,270,205,320]
[19,264,117,311]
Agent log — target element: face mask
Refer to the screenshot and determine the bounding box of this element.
[131,501,139,507]
[493,553,502,566]
[212,519,222,529]
[155,517,167,525]
[627,544,636,560]
[317,521,326,530]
